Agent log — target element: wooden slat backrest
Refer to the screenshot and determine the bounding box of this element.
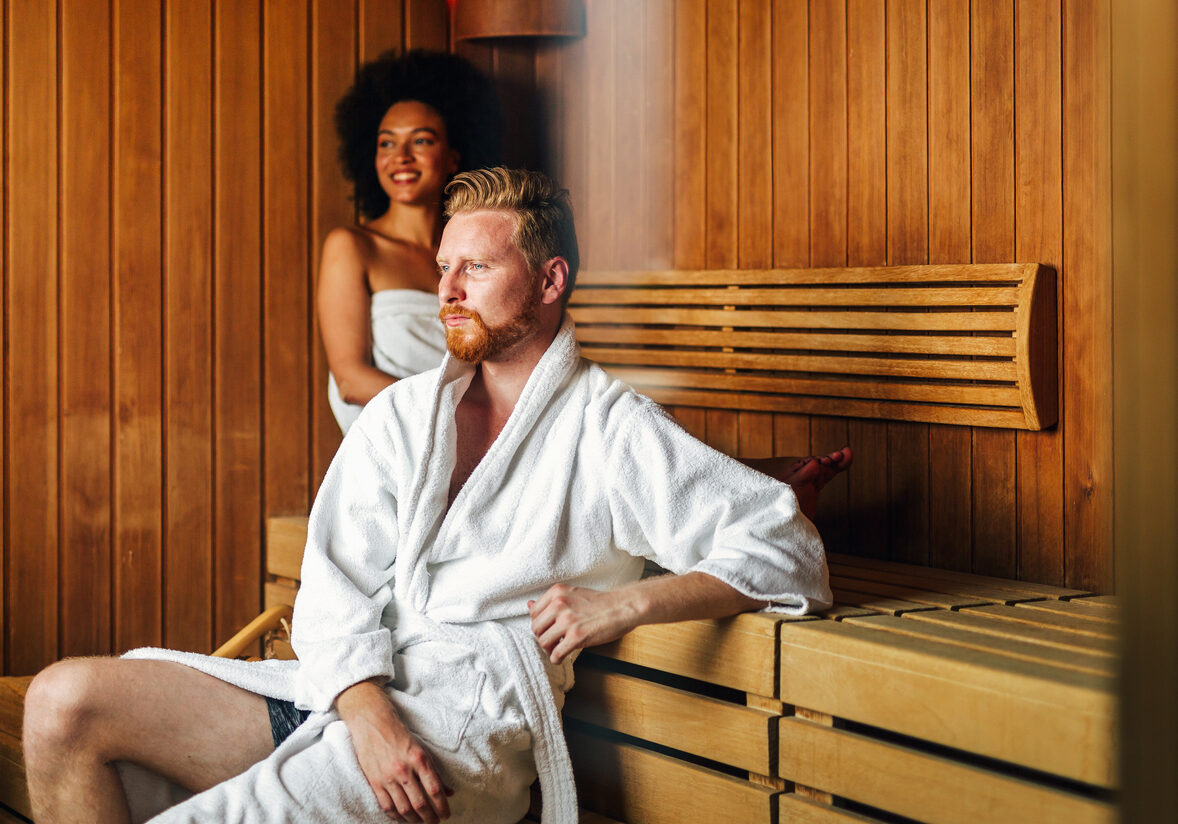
[569,263,1057,429]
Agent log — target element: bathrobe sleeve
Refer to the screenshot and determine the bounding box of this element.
[605,399,833,614]
[291,423,403,711]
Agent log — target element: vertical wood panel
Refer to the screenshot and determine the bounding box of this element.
[214,0,264,645]
[885,0,930,566]
[1014,0,1064,585]
[404,0,446,49]
[705,0,737,271]
[846,0,888,558]
[113,0,164,653]
[1061,0,1113,591]
[808,0,850,546]
[310,0,355,491]
[263,0,311,518]
[361,0,403,62]
[770,0,810,460]
[585,0,616,270]
[59,0,113,658]
[672,0,705,268]
[927,0,973,572]
[6,0,59,673]
[643,0,673,268]
[970,0,1018,578]
[614,0,645,268]
[164,0,214,653]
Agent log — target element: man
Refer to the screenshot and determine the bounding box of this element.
[23,168,833,824]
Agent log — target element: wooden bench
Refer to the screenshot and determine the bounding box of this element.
[253,518,1116,824]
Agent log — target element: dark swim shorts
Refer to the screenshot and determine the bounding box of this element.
[266,696,312,748]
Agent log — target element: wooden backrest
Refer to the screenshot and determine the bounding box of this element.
[569,263,1057,429]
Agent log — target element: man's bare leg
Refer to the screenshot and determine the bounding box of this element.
[23,657,274,824]
[742,446,853,520]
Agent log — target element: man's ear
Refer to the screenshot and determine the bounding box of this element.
[539,258,570,305]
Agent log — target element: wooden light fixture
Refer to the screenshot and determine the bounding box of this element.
[450,0,585,41]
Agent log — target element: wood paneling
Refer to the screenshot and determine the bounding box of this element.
[0,0,446,675]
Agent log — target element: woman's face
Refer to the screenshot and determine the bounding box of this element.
[374,100,460,208]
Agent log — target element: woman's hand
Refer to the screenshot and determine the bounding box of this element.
[335,680,453,823]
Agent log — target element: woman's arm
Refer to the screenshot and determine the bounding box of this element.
[317,227,399,406]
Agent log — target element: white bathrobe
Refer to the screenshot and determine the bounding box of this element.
[122,316,832,823]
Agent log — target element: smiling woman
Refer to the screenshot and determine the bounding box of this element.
[318,50,504,433]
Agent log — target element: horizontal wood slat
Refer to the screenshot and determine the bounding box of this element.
[567,728,778,824]
[266,515,307,580]
[0,730,29,820]
[903,609,1117,657]
[777,793,889,823]
[778,620,1115,787]
[777,718,1115,824]
[571,263,1056,429]
[563,666,774,774]
[827,553,1090,599]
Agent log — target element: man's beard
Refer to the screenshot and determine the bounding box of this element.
[439,291,541,364]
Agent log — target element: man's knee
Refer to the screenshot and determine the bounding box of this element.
[23,658,114,762]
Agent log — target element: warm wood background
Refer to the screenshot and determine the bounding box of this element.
[0,0,1114,676]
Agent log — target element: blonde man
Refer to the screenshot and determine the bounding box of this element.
[23,168,831,824]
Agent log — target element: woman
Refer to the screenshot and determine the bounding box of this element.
[319,50,503,433]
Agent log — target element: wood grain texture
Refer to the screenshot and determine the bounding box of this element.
[705,0,737,270]
[360,0,403,62]
[1062,0,1113,591]
[263,0,311,518]
[808,0,847,269]
[164,0,214,653]
[59,0,113,659]
[213,0,265,646]
[113,0,164,653]
[672,0,706,269]
[772,0,808,269]
[6,0,59,674]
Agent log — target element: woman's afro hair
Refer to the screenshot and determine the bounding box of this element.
[334,49,504,220]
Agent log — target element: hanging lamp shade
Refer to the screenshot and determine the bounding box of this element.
[451,0,585,40]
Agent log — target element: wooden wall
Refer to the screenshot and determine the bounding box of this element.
[0,0,1117,677]
[503,0,1112,591]
[0,0,448,676]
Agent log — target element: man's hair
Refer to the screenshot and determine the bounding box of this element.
[334,49,504,220]
[444,168,580,300]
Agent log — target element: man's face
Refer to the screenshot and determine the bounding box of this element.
[436,210,544,363]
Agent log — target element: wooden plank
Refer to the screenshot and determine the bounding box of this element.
[6,0,60,676]
[359,0,403,62]
[569,306,1020,332]
[587,612,783,697]
[214,0,265,645]
[846,613,1114,677]
[59,0,113,660]
[970,0,1018,580]
[672,0,706,269]
[828,576,993,610]
[1014,0,1064,584]
[563,667,775,774]
[737,411,773,460]
[903,609,1117,657]
[113,0,164,653]
[808,0,847,268]
[584,0,615,270]
[961,603,1117,640]
[614,0,645,269]
[164,0,214,654]
[631,389,1032,430]
[0,678,30,741]
[403,0,446,48]
[577,327,1016,359]
[778,620,1116,786]
[927,0,973,573]
[705,0,738,270]
[642,0,674,268]
[576,263,1042,286]
[1014,599,1118,623]
[0,733,30,820]
[264,581,298,610]
[778,793,887,823]
[263,0,312,518]
[572,285,1023,307]
[705,409,738,456]
[1062,0,1113,591]
[827,562,1038,605]
[778,718,1115,824]
[592,350,1021,383]
[568,729,778,824]
[738,0,771,272]
[772,0,808,269]
[830,588,936,617]
[1065,594,1118,608]
[266,516,309,580]
[310,0,355,491]
[810,415,850,551]
[827,553,1089,599]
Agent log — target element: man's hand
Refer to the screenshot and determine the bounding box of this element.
[528,584,643,664]
[335,679,453,823]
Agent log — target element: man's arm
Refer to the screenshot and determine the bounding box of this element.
[528,571,763,665]
[335,679,453,824]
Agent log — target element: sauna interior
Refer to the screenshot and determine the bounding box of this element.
[0,0,1173,820]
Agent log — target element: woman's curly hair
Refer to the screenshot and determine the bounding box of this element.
[335,49,504,220]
